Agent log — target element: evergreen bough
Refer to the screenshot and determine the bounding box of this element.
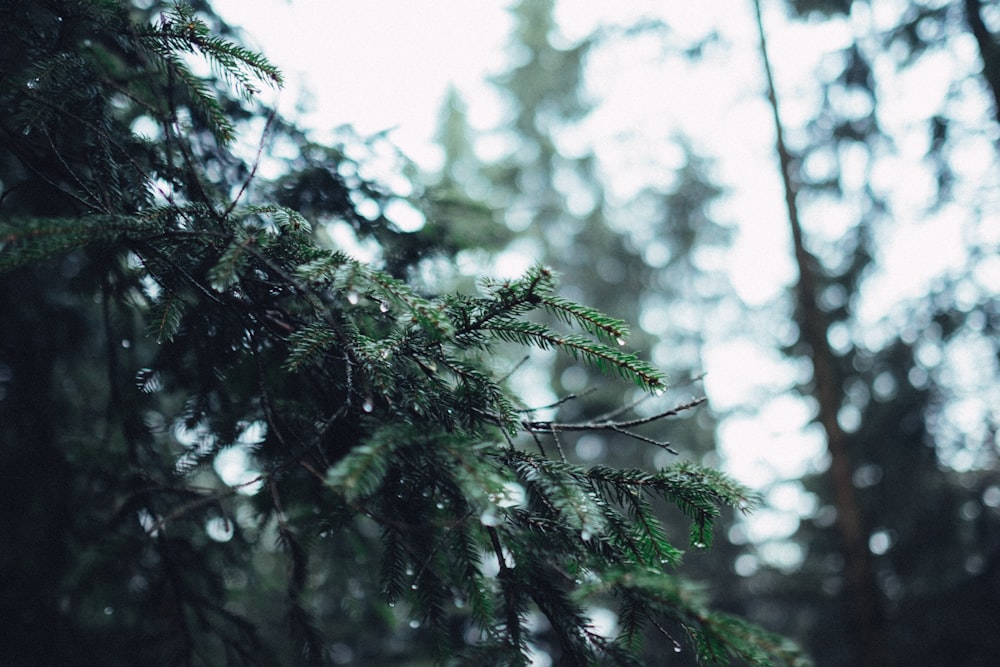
[0,2,808,665]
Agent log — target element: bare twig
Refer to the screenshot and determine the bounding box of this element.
[523,396,705,433]
[517,386,598,413]
[522,397,704,456]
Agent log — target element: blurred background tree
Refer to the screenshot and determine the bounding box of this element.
[420,0,1000,665]
[427,3,752,663]
[740,1,1000,665]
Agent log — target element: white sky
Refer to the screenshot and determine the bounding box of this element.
[214,0,512,155]
[210,0,997,564]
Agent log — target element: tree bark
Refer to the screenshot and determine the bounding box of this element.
[751,2,888,665]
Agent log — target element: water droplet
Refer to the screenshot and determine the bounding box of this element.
[205,516,234,542]
[379,301,389,313]
[436,502,445,509]
[409,619,420,629]
[103,606,114,615]
[479,508,500,526]
[388,601,396,608]
[362,398,373,413]
[581,530,592,541]
[410,583,419,590]
[346,291,359,305]
[673,644,682,653]
[616,337,626,346]
[692,541,706,549]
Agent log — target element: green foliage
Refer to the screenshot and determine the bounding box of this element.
[0,2,808,665]
[138,3,282,144]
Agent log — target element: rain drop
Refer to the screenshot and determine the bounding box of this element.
[616,337,626,346]
[409,619,420,629]
[362,398,373,413]
[379,301,389,313]
[346,291,359,305]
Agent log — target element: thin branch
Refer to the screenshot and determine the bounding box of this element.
[222,105,279,219]
[649,617,684,655]
[609,424,678,455]
[487,526,523,652]
[145,479,261,536]
[518,386,598,414]
[498,354,532,385]
[523,397,706,433]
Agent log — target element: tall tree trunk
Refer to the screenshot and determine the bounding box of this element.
[964,0,1000,129]
[751,2,888,665]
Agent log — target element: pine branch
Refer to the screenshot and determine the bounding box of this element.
[481,320,665,391]
[283,322,339,371]
[138,6,282,146]
[146,289,185,343]
[324,425,405,502]
[539,293,630,343]
[161,51,237,145]
[208,228,264,291]
[0,218,96,270]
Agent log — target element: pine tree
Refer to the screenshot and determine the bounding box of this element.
[1,2,808,665]
[736,1,1000,665]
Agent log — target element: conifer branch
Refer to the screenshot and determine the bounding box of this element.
[539,294,630,343]
[481,320,665,391]
[0,5,811,664]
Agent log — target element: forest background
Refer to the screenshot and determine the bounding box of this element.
[213,1,1000,663]
[2,0,999,665]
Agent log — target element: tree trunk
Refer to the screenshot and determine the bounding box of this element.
[751,2,888,665]
[964,0,1000,129]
